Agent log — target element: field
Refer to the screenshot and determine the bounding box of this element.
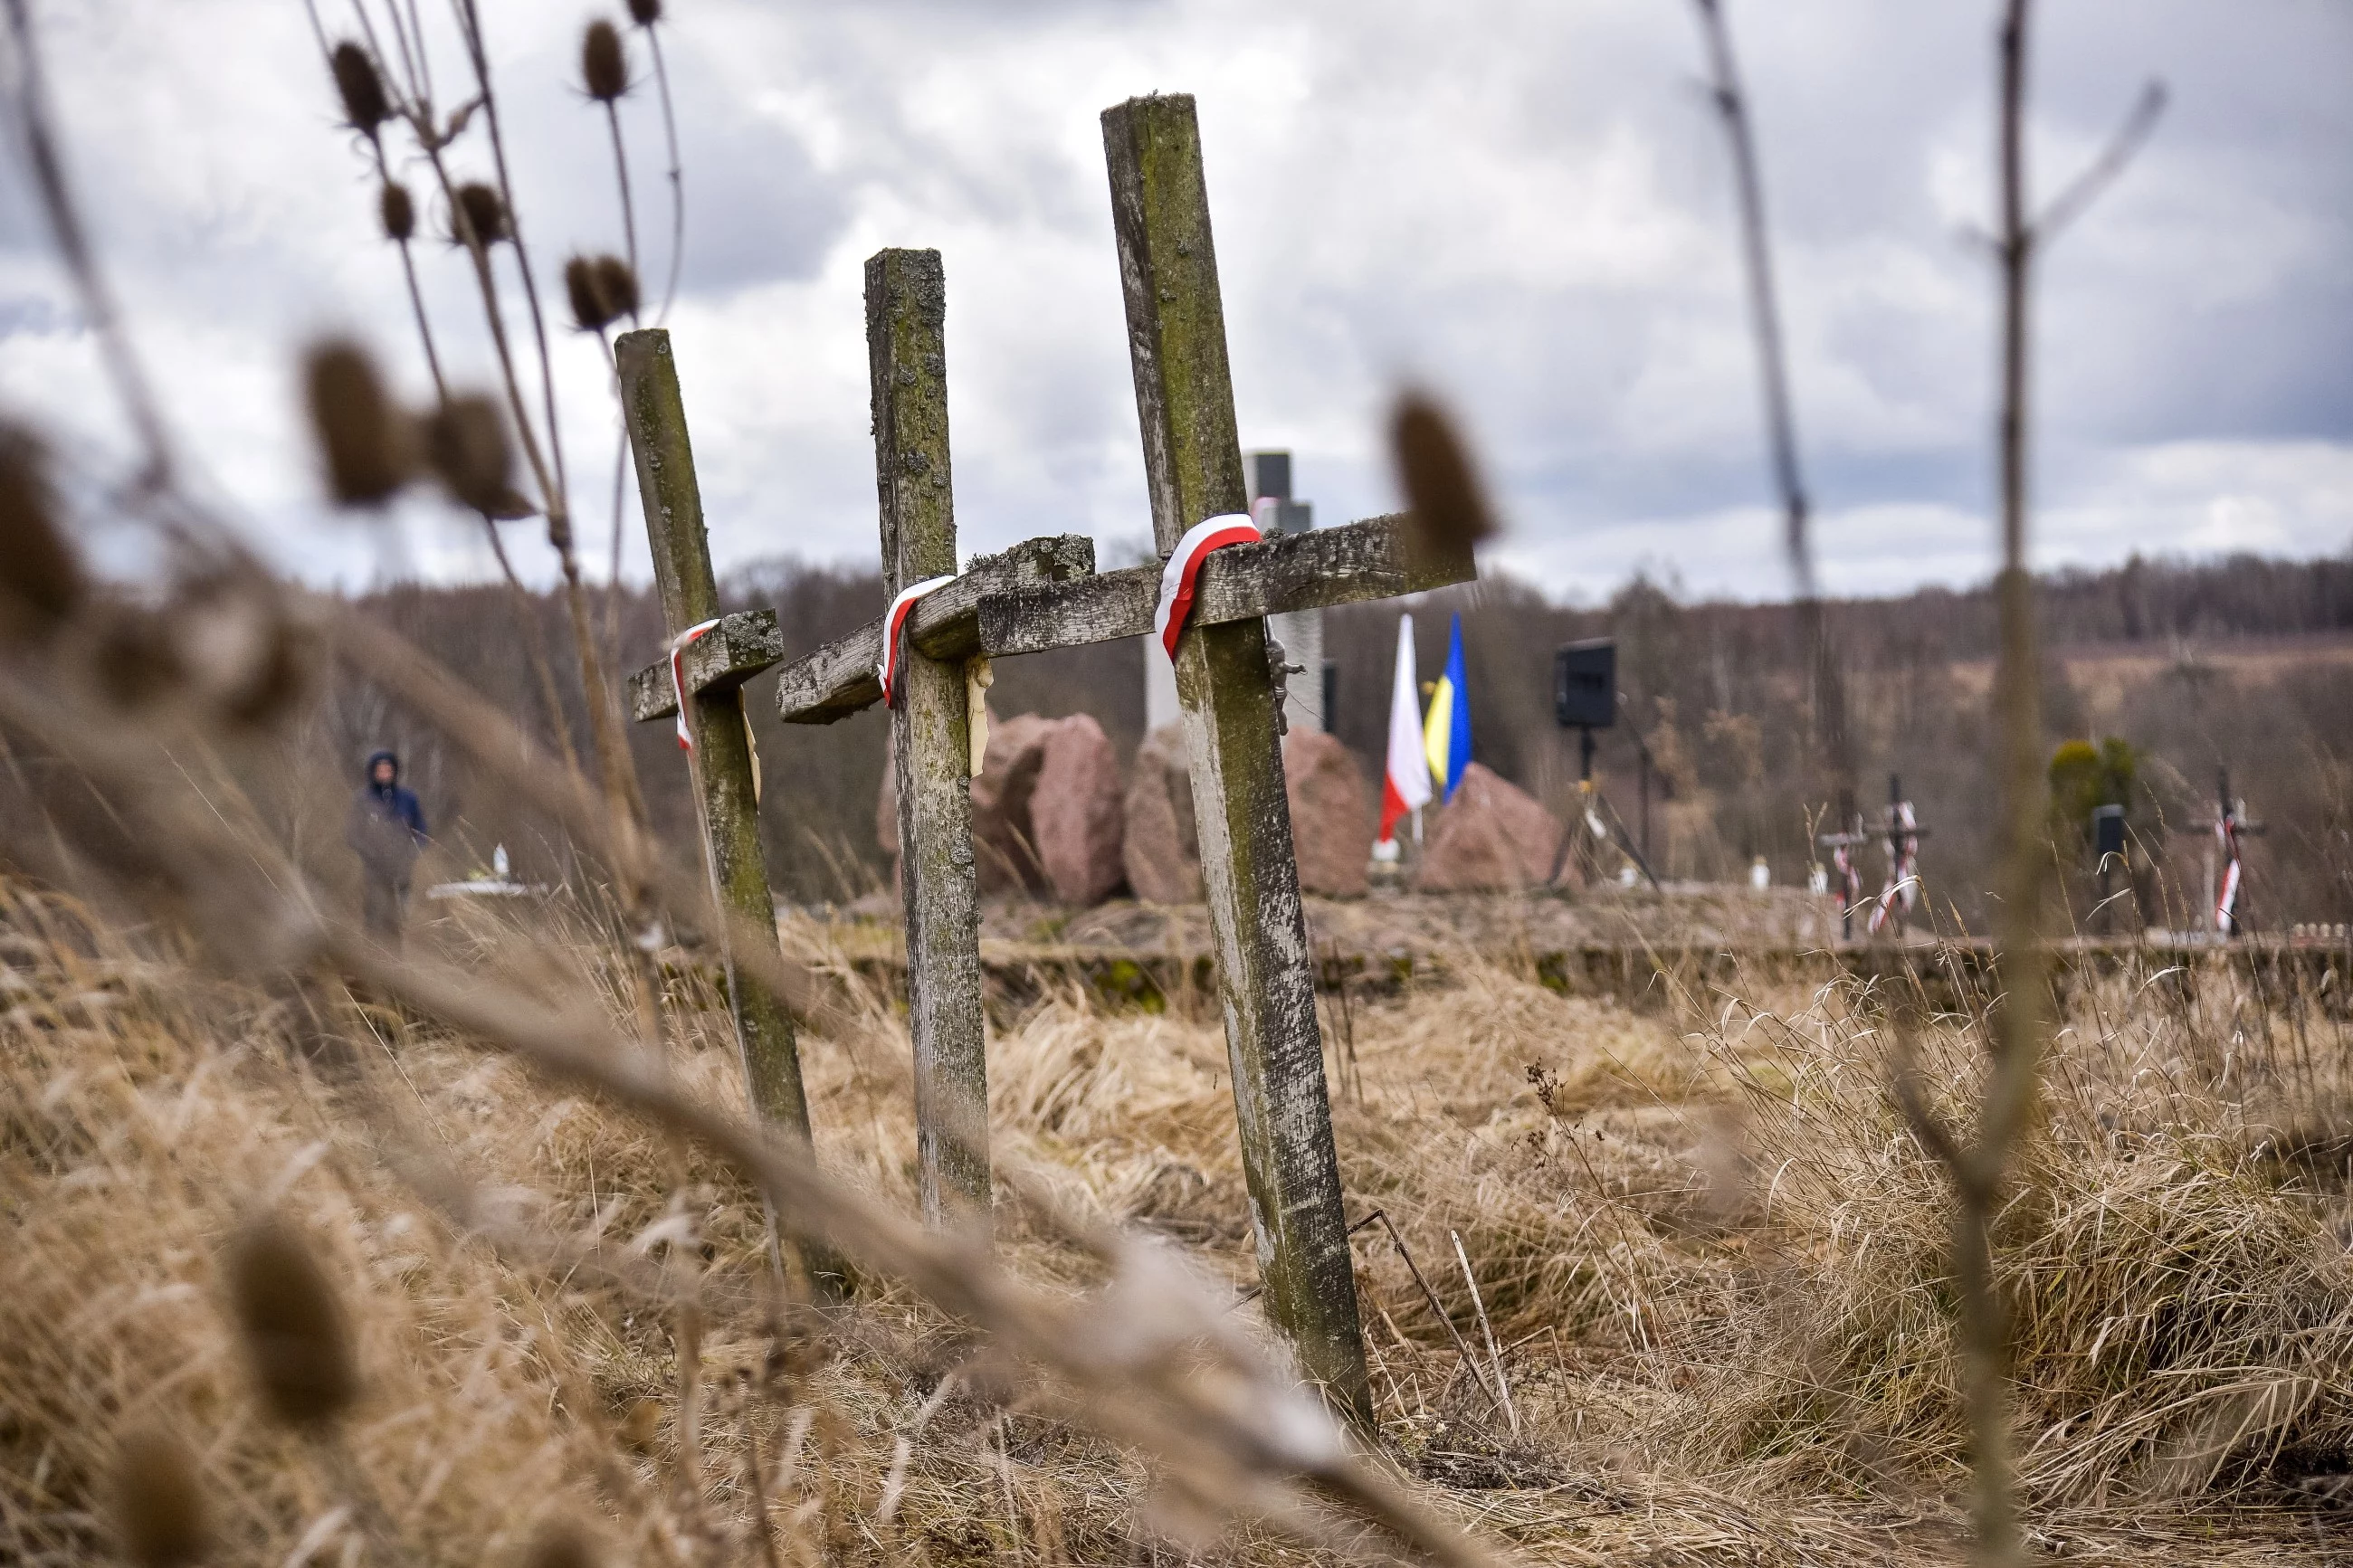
[9,885,2353,1566]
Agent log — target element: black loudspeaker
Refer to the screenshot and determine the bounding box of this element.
[1555,640,1616,729]
[2092,803,2126,859]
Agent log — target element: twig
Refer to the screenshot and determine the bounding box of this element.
[1350,1211,1500,1415]
[643,19,685,322]
[604,100,641,300]
[1448,1231,1517,1436]
[449,0,567,513]
[1887,11,2157,1563]
[1685,0,1854,806]
[2036,81,2167,241]
[341,76,584,782]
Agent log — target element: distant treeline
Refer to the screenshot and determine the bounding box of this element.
[1824,552,2353,657]
[333,547,2352,930]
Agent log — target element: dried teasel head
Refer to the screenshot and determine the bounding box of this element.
[111,1426,211,1568]
[1389,389,1500,569]
[329,43,391,137]
[424,394,531,518]
[592,256,640,322]
[564,254,639,331]
[171,575,313,729]
[581,20,629,102]
[379,182,415,243]
[452,182,510,247]
[0,423,84,641]
[626,0,662,24]
[302,341,411,508]
[224,1215,359,1430]
[563,257,609,333]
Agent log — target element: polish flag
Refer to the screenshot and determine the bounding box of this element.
[878,575,957,708]
[670,617,721,750]
[1153,512,1261,660]
[1378,613,1432,844]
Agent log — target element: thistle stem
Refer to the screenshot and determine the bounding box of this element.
[645,23,684,322]
[604,99,641,305]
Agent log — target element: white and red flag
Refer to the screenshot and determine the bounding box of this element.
[1866,799,1920,935]
[2215,817,2243,934]
[1378,613,1432,845]
[1153,512,1260,660]
[877,575,957,708]
[669,617,722,750]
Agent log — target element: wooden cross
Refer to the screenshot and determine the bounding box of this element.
[625,293,1462,1259]
[862,245,998,1238]
[2186,766,2266,937]
[624,108,1474,1415]
[623,255,1097,1239]
[1074,90,1477,1421]
[613,326,843,1297]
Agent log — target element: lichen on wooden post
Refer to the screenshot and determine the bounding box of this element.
[614,327,842,1295]
[1100,93,1372,1424]
[867,248,991,1238]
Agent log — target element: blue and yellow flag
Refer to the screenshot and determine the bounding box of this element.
[1422,613,1472,802]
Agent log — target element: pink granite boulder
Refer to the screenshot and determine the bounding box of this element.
[1121,724,1203,904]
[1281,729,1374,898]
[1412,763,1564,892]
[1029,714,1127,905]
[878,710,1126,904]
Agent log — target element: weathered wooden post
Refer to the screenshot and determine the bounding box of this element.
[1100,92,1370,1421]
[614,327,840,1292]
[866,248,991,1236]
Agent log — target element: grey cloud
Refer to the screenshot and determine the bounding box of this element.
[0,0,2343,603]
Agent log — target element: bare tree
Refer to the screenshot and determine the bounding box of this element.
[1892,7,2164,1563]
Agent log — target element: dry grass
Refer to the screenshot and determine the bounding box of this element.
[8,879,2351,1564]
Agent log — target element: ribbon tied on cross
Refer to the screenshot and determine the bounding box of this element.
[1152,502,1272,660]
[668,617,722,750]
[878,575,958,708]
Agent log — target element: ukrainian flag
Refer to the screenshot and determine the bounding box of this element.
[1423,613,1472,802]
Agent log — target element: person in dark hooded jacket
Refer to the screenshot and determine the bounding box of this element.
[347,748,428,937]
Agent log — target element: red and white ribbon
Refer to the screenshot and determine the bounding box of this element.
[878,575,957,708]
[1866,801,1920,934]
[670,617,721,750]
[2215,817,2243,933]
[1153,512,1260,660]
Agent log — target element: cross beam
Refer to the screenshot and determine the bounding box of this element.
[625,608,782,724]
[734,514,1471,730]
[772,534,1093,724]
[624,534,1094,727]
[979,512,1465,658]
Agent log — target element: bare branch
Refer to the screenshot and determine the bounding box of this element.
[1683,0,1855,810]
[643,23,685,323]
[2034,80,2167,242]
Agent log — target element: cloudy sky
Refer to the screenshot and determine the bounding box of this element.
[1,0,2347,603]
